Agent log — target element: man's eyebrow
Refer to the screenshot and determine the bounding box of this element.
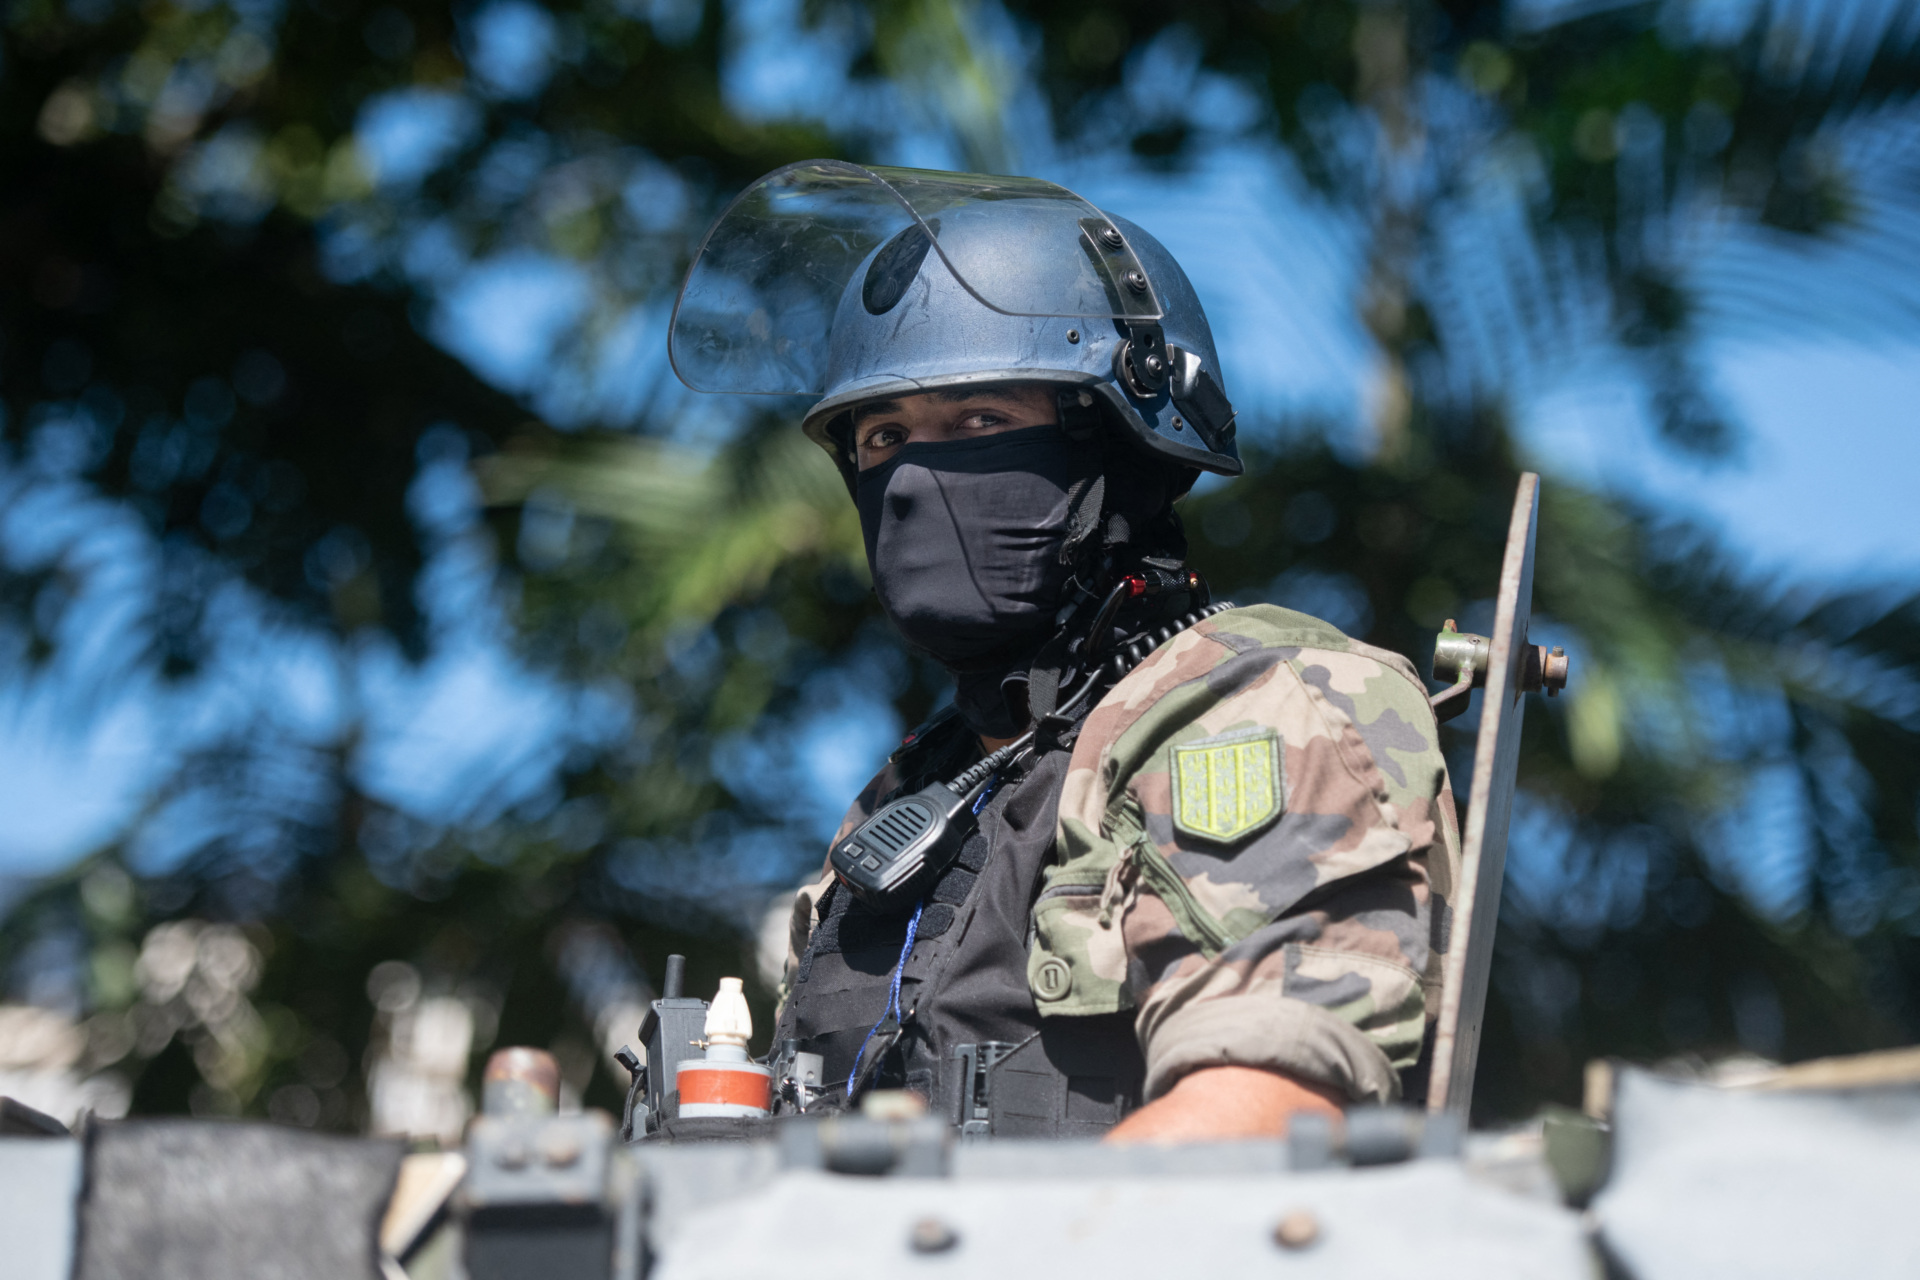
[851,398,903,425]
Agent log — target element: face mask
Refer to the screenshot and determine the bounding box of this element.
[856,426,1101,728]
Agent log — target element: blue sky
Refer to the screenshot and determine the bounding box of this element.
[1531,338,1920,583]
[1075,150,1920,586]
[3,0,1915,903]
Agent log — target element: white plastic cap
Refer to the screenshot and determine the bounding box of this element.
[704,977,752,1050]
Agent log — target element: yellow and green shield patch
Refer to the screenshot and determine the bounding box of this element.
[1170,728,1285,844]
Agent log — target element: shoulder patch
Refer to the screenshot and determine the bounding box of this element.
[1170,727,1285,845]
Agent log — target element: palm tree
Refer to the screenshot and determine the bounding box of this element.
[2,0,1916,1125]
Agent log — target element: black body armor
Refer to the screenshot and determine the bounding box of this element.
[774,712,1144,1137]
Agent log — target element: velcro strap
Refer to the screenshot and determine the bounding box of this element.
[1024,629,1073,725]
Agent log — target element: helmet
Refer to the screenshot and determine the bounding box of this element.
[668,161,1240,484]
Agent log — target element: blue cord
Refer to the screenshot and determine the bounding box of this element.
[846,901,923,1098]
[971,771,1001,814]
[844,772,1003,1100]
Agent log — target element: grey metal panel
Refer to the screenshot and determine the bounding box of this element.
[465,1113,613,1208]
[0,1137,82,1280]
[649,1160,1593,1280]
[76,1119,403,1280]
[1428,473,1540,1117]
[632,1141,781,1264]
[952,1137,1288,1179]
[1595,1068,1920,1278]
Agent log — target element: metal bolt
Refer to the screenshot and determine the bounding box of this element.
[1066,328,1080,344]
[540,1130,582,1168]
[1172,416,1184,431]
[1272,1209,1320,1250]
[1143,353,1165,376]
[1101,226,1125,248]
[1541,644,1570,696]
[909,1217,959,1254]
[1123,270,1148,294]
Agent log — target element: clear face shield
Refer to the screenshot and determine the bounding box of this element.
[667,161,1165,396]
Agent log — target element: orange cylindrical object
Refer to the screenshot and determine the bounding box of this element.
[677,1066,771,1109]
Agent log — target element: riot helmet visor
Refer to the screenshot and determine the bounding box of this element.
[668,160,1164,395]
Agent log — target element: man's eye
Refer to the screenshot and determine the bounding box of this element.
[960,413,1007,430]
[866,427,905,449]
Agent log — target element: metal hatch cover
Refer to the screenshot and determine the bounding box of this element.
[1427,472,1540,1118]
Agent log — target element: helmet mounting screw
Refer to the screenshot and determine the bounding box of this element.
[1123,270,1149,294]
[1115,320,1172,398]
[1066,328,1081,344]
[1100,225,1125,249]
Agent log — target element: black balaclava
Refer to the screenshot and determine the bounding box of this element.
[856,425,1099,736]
[855,422,1190,738]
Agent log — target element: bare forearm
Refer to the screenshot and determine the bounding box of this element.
[1105,1065,1344,1144]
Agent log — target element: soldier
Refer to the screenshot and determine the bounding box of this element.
[671,163,1460,1141]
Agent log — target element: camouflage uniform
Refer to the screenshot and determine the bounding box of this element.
[784,603,1458,1106]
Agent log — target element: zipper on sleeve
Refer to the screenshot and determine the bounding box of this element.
[1125,833,1234,956]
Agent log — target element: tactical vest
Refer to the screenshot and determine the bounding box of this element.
[774,712,1144,1137]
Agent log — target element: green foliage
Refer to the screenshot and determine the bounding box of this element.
[479,421,866,677]
[2,0,1917,1132]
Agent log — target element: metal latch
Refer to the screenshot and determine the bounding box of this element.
[1430,618,1569,724]
[950,1041,1015,1138]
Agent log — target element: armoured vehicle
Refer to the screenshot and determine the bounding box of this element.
[8,1040,1920,1280]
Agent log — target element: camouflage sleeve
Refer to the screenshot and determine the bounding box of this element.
[1035,604,1460,1104]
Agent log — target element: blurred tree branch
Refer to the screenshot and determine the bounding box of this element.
[1,0,1917,1129]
